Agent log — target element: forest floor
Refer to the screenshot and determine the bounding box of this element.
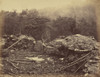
[0,34,100,77]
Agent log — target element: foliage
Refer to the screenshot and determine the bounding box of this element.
[0,7,98,41]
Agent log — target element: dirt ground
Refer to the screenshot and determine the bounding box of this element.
[0,35,100,76]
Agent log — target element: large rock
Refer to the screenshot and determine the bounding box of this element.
[46,34,99,53]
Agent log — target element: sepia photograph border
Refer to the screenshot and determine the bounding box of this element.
[0,0,100,77]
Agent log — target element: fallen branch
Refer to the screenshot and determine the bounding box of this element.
[4,38,23,51]
[57,52,93,72]
[74,60,87,73]
[4,59,19,69]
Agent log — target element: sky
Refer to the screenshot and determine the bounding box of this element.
[0,0,90,12]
